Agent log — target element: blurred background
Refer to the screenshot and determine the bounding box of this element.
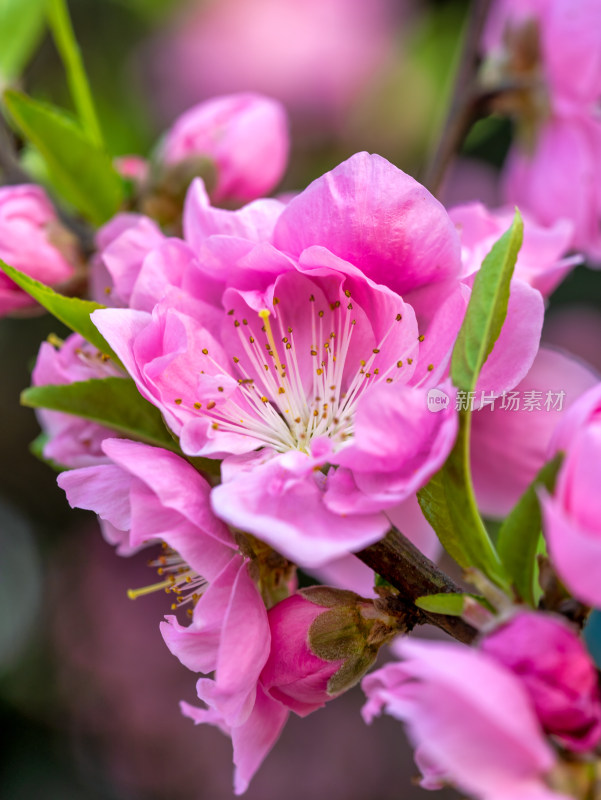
[2,0,601,797]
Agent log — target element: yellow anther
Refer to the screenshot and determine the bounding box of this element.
[127,580,172,600]
[259,309,285,379]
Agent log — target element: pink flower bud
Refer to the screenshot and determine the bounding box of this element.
[480,611,601,752]
[261,588,391,717]
[260,593,344,717]
[0,184,78,315]
[162,93,289,204]
[114,155,150,184]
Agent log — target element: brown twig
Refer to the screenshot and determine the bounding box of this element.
[356,527,477,644]
[423,0,494,196]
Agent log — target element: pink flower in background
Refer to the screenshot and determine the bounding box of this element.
[162,93,290,204]
[542,383,601,608]
[449,202,582,296]
[502,115,601,263]
[482,0,601,260]
[362,638,569,800]
[31,333,123,468]
[150,0,397,128]
[484,0,601,109]
[471,346,598,518]
[0,184,79,314]
[480,612,601,752]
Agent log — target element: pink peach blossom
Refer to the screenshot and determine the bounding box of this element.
[481,611,601,752]
[90,152,543,567]
[0,184,78,314]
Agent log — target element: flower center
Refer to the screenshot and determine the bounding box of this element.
[175,289,422,454]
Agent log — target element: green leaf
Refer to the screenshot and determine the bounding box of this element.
[497,453,563,606]
[415,593,468,616]
[0,0,46,82]
[451,210,524,391]
[3,90,123,224]
[417,213,524,591]
[417,414,510,589]
[21,377,178,452]
[0,260,118,361]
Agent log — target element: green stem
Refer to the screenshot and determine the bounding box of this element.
[46,0,103,146]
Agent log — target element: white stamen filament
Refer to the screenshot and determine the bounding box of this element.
[179,290,429,454]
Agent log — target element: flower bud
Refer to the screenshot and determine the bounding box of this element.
[161,93,289,204]
[0,184,79,315]
[261,587,396,717]
[480,611,601,752]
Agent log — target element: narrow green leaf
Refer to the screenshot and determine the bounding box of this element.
[3,90,123,224]
[46,0,103,146]
[417,413,510,589]
[22,377,177,452]
[0,260,118,361]
[415,593,467,616]
[0,0,46,82]
[451,210,524,392]
[417,213,524,591]
[497,453,563,606]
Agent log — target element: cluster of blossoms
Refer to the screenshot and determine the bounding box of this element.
[3,1,601,797]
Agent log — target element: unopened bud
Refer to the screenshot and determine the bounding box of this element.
[0,184,80,316]
[480,611,601,752]
[261,588,398,716]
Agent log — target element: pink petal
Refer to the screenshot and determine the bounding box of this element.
[184,177,285,253]
[273,152,461,294]
[212,451,389,567]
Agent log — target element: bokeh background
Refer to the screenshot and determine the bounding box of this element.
[2,0,601,798]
